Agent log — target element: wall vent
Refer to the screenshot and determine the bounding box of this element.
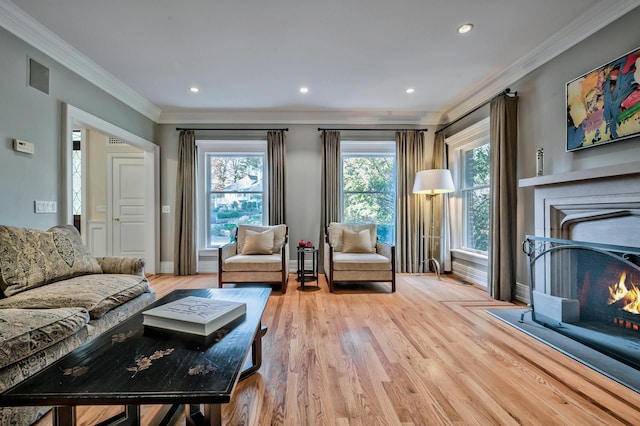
[28,58,49,94]
[107,137,126,145]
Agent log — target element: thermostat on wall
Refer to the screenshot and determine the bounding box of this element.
[13,139,35,154]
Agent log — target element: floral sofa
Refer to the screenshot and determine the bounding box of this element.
[0,224,156,426]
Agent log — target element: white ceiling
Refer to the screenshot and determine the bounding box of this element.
[3,0,640,124]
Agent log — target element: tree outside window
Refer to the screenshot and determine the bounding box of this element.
[462,143,490,252]
[207,154,264,247]
[342,155,396,244]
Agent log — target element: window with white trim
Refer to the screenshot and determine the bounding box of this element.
[447,118,490,256]
[197,140,267,249]
[340,141,396,244]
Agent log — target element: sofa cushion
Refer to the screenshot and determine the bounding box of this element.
[0,307,90,369]
[0,274,150,319]
[223,254,283,272]
[327,223,376,253]
[332,252,391,271]
[237,224,286,254]
[0,224,102,297]
[241,229,274,255]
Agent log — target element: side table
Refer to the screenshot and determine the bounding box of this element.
[296,247,318,289]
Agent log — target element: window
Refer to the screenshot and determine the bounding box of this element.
[198,141,267,248]
[461,143,490,252]
[447,117,490,256]
[341,141,396,244]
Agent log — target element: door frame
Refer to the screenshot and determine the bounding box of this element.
[62,103,159,274]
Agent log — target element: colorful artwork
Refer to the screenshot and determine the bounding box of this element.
[566,47,640,151]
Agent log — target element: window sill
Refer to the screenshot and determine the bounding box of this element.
[451,248,488,266]
[198,248,219,257]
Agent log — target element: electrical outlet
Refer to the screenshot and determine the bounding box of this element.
[96,205,106,213]
[34,200,57,213]
[162,205,170,214]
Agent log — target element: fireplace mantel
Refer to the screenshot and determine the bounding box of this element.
[519,160,640,188]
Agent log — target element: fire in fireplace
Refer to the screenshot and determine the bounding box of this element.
[524,236,640,370]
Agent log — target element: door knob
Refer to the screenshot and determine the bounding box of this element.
[114,217,120,222]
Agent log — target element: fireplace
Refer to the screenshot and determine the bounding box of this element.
[523,236,640,368]
[519,161,640,369]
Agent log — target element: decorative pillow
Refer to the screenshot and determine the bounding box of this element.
[237,224,286,254]
[342,229,373,253]
[241,229,275,255]
[0,224,102,297]
[328,222,377,252]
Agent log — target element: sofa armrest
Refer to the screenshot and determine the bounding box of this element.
[219,241,238,262]
[376,241,394,260]
[95,257,145,276]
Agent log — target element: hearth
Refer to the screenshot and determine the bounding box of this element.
[523,236,640,369]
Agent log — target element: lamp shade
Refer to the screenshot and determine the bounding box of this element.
[412,169,455,195]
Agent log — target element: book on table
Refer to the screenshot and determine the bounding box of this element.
[142,296,247,338]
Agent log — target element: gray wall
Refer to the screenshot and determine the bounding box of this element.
[157,124,435,269]
[443,7,640,295]
[0,27,156,229]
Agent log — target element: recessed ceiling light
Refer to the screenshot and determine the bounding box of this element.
[406,88,415,94]
[299,87,309,94]
[457,23,474,34]
[189,87,199,93]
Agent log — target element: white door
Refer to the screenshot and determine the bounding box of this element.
[110,155,146,257]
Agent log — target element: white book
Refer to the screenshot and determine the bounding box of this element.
[142,296,246,336]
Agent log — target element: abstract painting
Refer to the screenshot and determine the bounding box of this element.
[566,47,640,151]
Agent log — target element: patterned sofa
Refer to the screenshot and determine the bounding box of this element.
[0,224,156,426]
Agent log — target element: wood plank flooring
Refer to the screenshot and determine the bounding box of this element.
[35,273,640,425]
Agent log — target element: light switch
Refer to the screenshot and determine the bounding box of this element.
[34,200,57,213]
[162,205,170,213]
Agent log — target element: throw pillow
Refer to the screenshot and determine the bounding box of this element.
[241,229,274,255]
[342,229,373,253]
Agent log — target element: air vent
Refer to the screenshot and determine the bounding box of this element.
[28,58,49,94]
[107,137,126,145]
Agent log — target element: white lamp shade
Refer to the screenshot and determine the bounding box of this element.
[412,169,455,195]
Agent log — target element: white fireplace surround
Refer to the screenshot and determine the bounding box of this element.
[519,161,640,322]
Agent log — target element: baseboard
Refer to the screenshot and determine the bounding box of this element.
[514,281,530,304]
[159,261,173,274]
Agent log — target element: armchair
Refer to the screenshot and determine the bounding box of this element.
[324,222,396,293]
[218,224,290,293]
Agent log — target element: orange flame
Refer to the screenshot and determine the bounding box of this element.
[608,272,640,314]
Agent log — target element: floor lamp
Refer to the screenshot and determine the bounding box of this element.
[413,169,455,279]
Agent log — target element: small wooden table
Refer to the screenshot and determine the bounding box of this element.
[296,247,319,289]
[0,288,271,426]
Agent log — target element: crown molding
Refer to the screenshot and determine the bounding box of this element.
[442,0,640,123]
[158,108,443,126]
[0,0,161,122]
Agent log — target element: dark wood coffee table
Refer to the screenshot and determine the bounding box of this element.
[0,288,271,426]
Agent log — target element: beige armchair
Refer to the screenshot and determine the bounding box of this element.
[218,224,290,293]
[324,222,396,293]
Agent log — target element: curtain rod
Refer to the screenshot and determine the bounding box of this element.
[176,127,289,131]
[317,128,428,132]
[435,88,516,135]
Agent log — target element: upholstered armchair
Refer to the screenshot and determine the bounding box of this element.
[218,224,290,293]
[324,222,396,293]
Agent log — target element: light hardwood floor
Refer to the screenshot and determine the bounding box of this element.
[36,273,639,425]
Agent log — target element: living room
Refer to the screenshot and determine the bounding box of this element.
[1,1,640,425]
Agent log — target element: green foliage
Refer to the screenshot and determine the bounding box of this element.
[342,156,395,244]
[464,144,490,252]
